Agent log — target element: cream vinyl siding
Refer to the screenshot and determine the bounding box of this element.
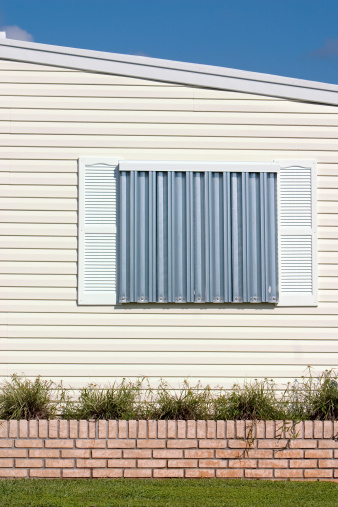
[0,60,337,389]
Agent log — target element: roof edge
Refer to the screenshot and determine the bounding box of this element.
[1,37,338,105]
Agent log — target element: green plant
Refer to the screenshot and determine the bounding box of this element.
[213,379,287,421]
[0,375,59,420]
[62,378,145,420]
[148,380,212,420]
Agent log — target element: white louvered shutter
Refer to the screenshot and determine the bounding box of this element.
[78,157,120,305]
[277,160,317,306]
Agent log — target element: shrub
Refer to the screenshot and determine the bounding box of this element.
[62,378,145,420]
[0,375,58,420]
[213,379,287,421]
[148,380,212,420]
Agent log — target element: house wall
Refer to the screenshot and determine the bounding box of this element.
[0,59,337,390]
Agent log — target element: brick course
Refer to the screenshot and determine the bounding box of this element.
[0,420,336,480]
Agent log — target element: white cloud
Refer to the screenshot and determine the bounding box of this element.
[0,25,33,42]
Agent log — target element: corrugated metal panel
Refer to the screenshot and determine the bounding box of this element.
[119,170,278,304]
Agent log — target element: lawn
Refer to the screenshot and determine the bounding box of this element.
[0,479,337,507]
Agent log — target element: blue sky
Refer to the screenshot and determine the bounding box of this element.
[1,0,338,84]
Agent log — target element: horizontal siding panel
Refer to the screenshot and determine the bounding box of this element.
[0,274,76,287]
[8,110,338,126]
[4,313,338,328]
[0,261,77,274]
[0,211,77,223]
[318,227,338,239]
[1,364,337,378]
[0,224,77,236]
[1,301,338,315]
[2,350,338,366]
[318,202,338,214]
[0,172,76,185]
[0,249,76,262]
[319,290,338,302]
[1,198,77,210]
[4,325,338,339]
[318,277,338,289]
[318,214,338,226]
[0,288,75,300]
[319,265,338,277]
[0,185,76,198]
[0,237,76,248]
[2,338,338,353]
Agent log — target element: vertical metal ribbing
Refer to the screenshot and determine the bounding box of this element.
[168,171,173,302]
[210,172,224,302]
[148,171,157,302]
[174,172,187,303]
[157,171,168,302]
[194,172,204,302]
[223,172,232,302]
[247,173,261,302]
[242,172,249,302]
[267,173,278,302]
[204,172,211,302]
[186,171,194,302]
[118,171,129,303]
[231,173,243,303]
[129,170,136,302]
[136,171,149,302]
[260,173,267,301]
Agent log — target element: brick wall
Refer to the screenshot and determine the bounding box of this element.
[0,420,337,479]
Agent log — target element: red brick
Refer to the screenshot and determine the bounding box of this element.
[216,421,225,439]
[157,420,166,439]
[177,421,186,439]
[0,449,26,458]
[138,421,147,439]
[93,469,122,478]
[154,469,184,478]
[186,469,215,478]
[199,459,226,468]
[9,420,18,438]
[318,439,338,448]
[108,421,117,439]
[289,440,316,449]
[290,459,317,468]
[124,469,152,478]
[0,459,13,467]
[216,469,243,478]
[197,421,206,439]
[78,420,88,439]
[207,421,216,439]
[108,440,135,449]
[167,421,176,439]
[124,450,151,459]
[59,420,68,439]
[335,470,338,478]
[15,459,42,468]
[199,439,226,449]
[69,420,78,438]
[98,421,107,439]
[138,459,166,468]
[77,459,106,468]
[275,421,285,439]
[314,421,323,439]
[187,421,196,439]
[0,421,8,438]
[258,459,288,468]
[167,439,197,449]
[255,421,265,439]
[92,450,121,459]
[229,459,256,468]
[265,422,274,439]
[0,469,27,478]
[30,469,60,478]
[236,421,245,439]
[118,420,127,439]
[168,459,197,468]
[28,420,38,439]
[324,421,333,439]
[274,469,303,479]
[305,469,333,478]
[245,421,255,440]
[304,421,313,439]
[257,439,287,449]
[245,469,273,478]
[45,459,74,468]
[137,439,165,448]
[216,450,242,459]
[15,440,42,448]
[61,450,90,458]
[77,439,106,448]
[29,449,59,458]
[246,450,273,459]
[148,420,157,439]
[228,440,254,449]
[38,420,47,439]
[0,440,13,448]
[88,421,96,438]
[186,450,213,459]
[49,420,58,438]
[226,421,235,439]
[319,459,338,468]
[153,450,182,459]
[335,451,338,458]
[63,469,91,478]
[294,422,304,439]
[45,439,73,448]
[274,450,303,459]
[305,450,332,459]
[108,459,135,468]
[19,420,28,438]
[128,421,137,439]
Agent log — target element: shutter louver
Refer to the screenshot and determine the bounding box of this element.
[278,160,317,306]
[78,158,119,305]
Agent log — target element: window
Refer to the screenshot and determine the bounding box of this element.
[78,158,317,307]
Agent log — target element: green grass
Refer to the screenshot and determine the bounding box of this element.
[0,479,337,507]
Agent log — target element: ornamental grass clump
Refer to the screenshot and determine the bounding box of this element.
[0,374,58,420]
[148,380,212,420]
[213,379,287,421]
[62,378,145,420]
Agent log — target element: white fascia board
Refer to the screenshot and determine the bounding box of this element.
[119,161,279,172]
[1,38,338,106]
